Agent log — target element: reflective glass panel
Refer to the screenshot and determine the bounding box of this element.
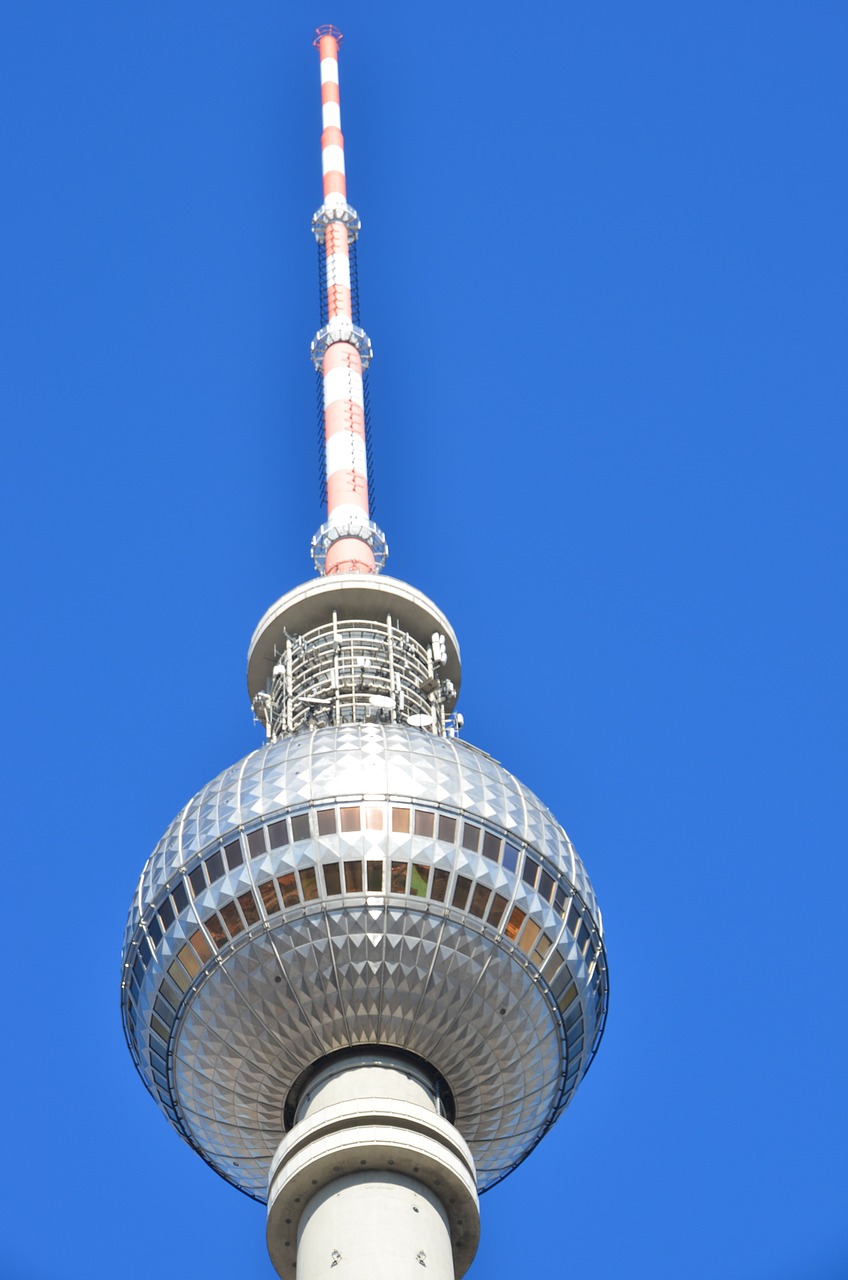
[367,861,383,891]
[532,934,552,965]
[365,806,383,831]
[189,866,206,898]
[147,916,162,946]
[414,810,434,837]
[482,831,501,862]
[469,885,491,918]
[452,875,472,910]
[224,839,243,870]
[158,899,174,931]
[258,881,281,915]
[518,919,541,955]
[391,807,411,833]
[522,858,540,889]
[438,816,456,843]
[268,819,289,848]
[340,806,361,832]
[190,930,213,964]
[150,1014,169,1043]
[299,868,319,901]
[204,850,224,883]
[539,870,554,902]
[462,824,480,853]
[238,890,260,925]
[168,959,191,993]
[410,864,430,896]
[487,894,508,928]
[153,996,175,1028]
[171,881,188,914]
[502,845,519,873]
[344,861,363,893]
[323,863,342,895]
[247,828,267,857]
[204,916,228,947]
[317,808,337,836]
[220,902,243,937]
[177,944,201,979]
[431,869,449,902]
[391,861,408,892]
[290,813,311,842]
[505,907,526,941]
[278,873,300,908]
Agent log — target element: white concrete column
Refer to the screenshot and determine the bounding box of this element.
[266,1051,479,1280]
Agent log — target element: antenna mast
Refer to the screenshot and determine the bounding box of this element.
[310,26,387,577]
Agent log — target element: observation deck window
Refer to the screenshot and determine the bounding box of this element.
[189,866,206,897]
[438,815,456,843]
[204,850,224,883]
[204,913,227,948]
[299,868,320,901]
[431,869,449,902]
[323,864,342,896]
[171,881,188,914]
[482,831,501,862]
[452,875,472,910]
[410,864,430,896]
[469,885,491,919]
[248,828,268,857]
[277,873,299,908]
[224,839,243,870]
[343,861,363,892]
[190,930,212,964]
[239,890,261,925]
[522,857,540,889]
[391,861,408,893]
[258,881,281,915]
[268,819,289,848]
[290,814,310,843]
[502,845,519,873]
[414,810,434,837]
[391,807,411,833]
[317,809,337,836]
[505,907,526,942]
[487,894,508,928]
[367,861,383,891]
[219,902,243,938]
[462,823,481,853]
[340,807,360,832]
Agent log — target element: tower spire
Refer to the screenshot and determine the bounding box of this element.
[309,27,387,577]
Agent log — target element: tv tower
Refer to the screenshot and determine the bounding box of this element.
[121,28,608,1280]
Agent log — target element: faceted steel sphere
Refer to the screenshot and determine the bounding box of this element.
[121,723,608,1199]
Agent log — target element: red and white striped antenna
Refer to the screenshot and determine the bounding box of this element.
[310,26,387,577]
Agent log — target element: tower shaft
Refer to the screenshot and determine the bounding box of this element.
[267,1052,479,1280]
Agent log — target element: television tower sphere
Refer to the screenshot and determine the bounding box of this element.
[121,29,608,1280]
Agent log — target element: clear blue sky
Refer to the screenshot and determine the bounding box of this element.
[2,3,846,1278]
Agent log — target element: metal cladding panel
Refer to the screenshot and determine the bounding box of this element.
[121,724,608,1198]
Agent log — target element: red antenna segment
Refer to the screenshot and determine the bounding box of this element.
[310,29,387,577]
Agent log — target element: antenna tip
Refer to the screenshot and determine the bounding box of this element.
[314,24,343,48]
